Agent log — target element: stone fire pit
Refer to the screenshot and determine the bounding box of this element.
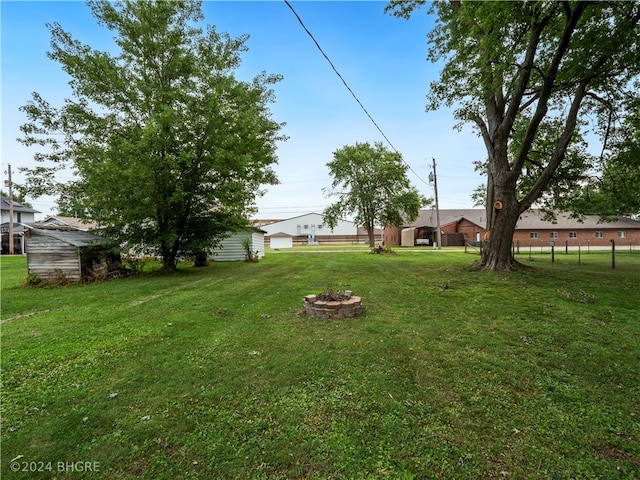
[303,290,363,319]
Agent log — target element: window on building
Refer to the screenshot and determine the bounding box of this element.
[618,231,627,238]
[569,232,577,238]
[317,224,323,229]
[595,231,603,238]
[303,224,308,229]
[530,232,538,239]
[550,232,558,239]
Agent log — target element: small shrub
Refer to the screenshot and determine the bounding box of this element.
[317,284,351,301]
[122,256,147,274]
[370,244,395,255]
[242,238,260,263]
[26,269,69,288]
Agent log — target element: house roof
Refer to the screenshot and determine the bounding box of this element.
[26,227,111,247]
[265,212,355,226]
[515,210,640,230]
[40,215,99,231]
[409,209,487,229]
[269,231,293,237]
[251,218,284,226]
[1,196,40,214]
[1,222,29,234]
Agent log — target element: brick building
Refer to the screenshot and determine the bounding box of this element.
[385,209,640,248]
[512,210,640,248]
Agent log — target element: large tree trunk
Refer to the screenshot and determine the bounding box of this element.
[478,202,522,271]
[366,219,376,247]
[367,228,376,247]
[477,162,523,271]
[160,240,179,273]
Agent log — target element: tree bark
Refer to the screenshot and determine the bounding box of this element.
[367,223,376,248]
[160,239,179,273]
[478,201,522,271]
[478,151,523,271]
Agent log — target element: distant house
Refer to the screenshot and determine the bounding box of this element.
[1,196,40,254]
[260,213,379,246]
[39,215,99,231]
[24,226,120,282]
[209,228,266,261]
[385,208,640,247]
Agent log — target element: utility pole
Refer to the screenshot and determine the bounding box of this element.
[5,165,15,254]
[429,158,442,250]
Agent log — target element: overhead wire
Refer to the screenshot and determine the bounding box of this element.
[283,0,429,186]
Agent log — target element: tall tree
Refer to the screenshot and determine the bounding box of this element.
[18,0,284,272]
[322,141,428,247]
[387,0,640,270]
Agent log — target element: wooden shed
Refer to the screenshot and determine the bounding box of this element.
[24,227,119,282]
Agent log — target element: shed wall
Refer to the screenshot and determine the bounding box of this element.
[26,236,82,281]
[211,232,265,261]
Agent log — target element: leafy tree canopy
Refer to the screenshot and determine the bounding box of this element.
[387,0,640,270]
[322,141,429,247]
[566,97,640,218]
[18,0,285,271]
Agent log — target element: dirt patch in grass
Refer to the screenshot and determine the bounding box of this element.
[1,309,52,324]
[593,444,640,467]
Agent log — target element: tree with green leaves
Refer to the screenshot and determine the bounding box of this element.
[322,141,428,247]
[569,98,640,218]
[18,0,284,272]
[387,0,640,270]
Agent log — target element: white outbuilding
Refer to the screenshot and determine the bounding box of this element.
[261,213,360,245]
[209,228,266,261]
[269,232,293,249]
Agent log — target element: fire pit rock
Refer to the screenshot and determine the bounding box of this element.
[303,290,363,319]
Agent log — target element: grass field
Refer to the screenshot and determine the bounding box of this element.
[2,251,639,479]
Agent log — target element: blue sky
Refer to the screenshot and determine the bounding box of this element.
[1,1,485,220]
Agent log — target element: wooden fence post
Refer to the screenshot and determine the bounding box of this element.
[611,239,615,269]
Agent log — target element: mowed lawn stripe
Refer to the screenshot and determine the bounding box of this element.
[1,253,639,479]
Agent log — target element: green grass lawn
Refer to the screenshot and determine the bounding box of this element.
[1,252,639,479]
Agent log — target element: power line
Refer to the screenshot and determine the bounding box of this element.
[283,0,429,186]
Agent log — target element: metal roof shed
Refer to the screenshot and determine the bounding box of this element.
[24,227,119,282]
